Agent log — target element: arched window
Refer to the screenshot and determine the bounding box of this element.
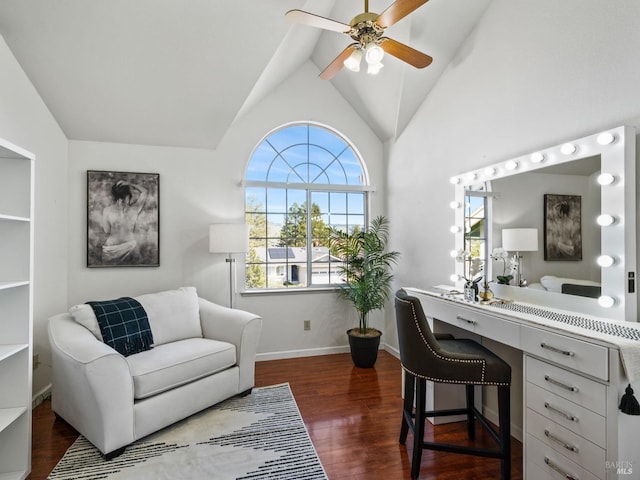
[245,122,369,289]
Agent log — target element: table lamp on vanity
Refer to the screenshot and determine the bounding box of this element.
[502,228,538,287]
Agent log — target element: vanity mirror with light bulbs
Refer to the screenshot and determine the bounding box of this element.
[450,125,637,322]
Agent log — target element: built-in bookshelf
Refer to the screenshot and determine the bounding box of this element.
[0,138,34,480]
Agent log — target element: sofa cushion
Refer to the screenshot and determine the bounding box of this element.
[69,303,104,341]
[125,337,236,400]
[87,297,154,357]
[69,287,202,346]
[135,287,202,345]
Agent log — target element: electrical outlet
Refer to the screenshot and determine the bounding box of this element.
[33,353,40,370]
[303,320,311,331]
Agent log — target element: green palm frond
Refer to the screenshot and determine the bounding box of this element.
[329,216,400,334]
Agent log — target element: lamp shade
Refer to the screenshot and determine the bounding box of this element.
[209,224,249,253]
[502,228,538,252]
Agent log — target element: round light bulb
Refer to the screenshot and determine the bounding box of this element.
[597,132,615,145]
[365,44,385,64]
[597,255,615,267]
[484,167,496,176]
[597,173,615,185]
[530,152,545,163]
[466,172,477,182]
[505,160,518,171]
[598,295,616,308]
[450,274,460,283]
[561,143,577,155]
[450,249,458,258]
[450,225,461,233]
[450,176,460,185]
[597,214,615,226]
[450,201,461,209]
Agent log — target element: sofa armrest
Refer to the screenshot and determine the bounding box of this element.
[198,298,262,392]
[48,313,135,455]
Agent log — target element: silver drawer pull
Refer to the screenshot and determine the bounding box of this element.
[544,429,579,453]
[456,315,477,325]
[544,402,578,422]
[544,456,579,479]
[540,342,575,357]
[544,375,578,392]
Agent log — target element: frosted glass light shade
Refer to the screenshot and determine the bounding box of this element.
[209,224,249,253]
[502,228,538,252]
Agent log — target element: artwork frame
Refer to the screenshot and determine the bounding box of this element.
[543,193,582,261]
[87,170,160,267]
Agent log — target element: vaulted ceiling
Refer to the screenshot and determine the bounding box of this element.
[0,0,490,149]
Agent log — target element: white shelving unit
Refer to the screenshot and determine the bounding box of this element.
[0,138,34,480]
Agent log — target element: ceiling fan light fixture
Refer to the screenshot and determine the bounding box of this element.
[343,48,363,72]
[367,61,384,75]
[365,43,385,65]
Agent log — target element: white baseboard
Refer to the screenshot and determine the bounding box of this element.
[33,383,52,409]
[256,345,350,361]
[257,343,402,362]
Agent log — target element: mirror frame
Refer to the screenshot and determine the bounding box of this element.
[450,125,636,322]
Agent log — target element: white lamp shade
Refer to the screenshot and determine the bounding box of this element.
[209,224,249,253]
[502,228,538,252]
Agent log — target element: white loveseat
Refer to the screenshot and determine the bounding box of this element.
[47,287,262,458]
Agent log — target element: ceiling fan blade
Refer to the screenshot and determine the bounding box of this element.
[376,0,430,29]
[285,9,351,34]
[381,37,433,68]
[320,44,358,80]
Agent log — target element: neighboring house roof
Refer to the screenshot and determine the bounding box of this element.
[253,246,341,264]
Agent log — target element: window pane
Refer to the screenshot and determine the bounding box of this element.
[246,187,266,212]
[311,191,329,213]
[329,192,347,214]
[267,189,287,213]
[348,193,364,214]
[309,125,347,156]
[245,142,275,182]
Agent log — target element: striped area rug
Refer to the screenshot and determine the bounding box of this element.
[48,383,328,480]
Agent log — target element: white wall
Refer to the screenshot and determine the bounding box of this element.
[385,0,640,434]
[386,0,640,350]
[67,61,385,358]
[0,35,69,396]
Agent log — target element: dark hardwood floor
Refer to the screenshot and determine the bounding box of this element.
[28,351,522,479]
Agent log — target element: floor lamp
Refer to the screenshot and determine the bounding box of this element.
[209,223,249,308]
[502,228,539,287]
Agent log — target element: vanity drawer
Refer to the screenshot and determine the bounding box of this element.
[527,408,606,478]
[521,326,609,380]
[526,434,602,480]
[424,300,520,347]
[526,382,606,447]
[526,355,607,414]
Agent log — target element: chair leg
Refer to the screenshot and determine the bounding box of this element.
[465,384,475,440]
[498,385,511,480]
[411,378,426,480]
[400,370,415,444]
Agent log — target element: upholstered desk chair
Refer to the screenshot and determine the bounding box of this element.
[395,289,512,480]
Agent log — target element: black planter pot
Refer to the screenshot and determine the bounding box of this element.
[347,328,382,368]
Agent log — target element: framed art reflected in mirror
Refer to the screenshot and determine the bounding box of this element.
[543,193,582,261]
[87,170,160,267]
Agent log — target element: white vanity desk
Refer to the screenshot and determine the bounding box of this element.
[404,285,640,480]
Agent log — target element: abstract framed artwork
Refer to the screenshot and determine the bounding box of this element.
[543,193,582,261]
[87,170,160,267]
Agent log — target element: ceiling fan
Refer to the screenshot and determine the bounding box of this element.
[285,0,433,80]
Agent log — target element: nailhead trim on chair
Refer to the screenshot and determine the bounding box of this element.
[398,297,509,386]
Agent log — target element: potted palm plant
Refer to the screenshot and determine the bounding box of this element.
[329,215,400,368]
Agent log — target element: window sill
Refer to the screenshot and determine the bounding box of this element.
[241,286,340,296]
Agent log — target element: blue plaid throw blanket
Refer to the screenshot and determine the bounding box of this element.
[87,297,154,356]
